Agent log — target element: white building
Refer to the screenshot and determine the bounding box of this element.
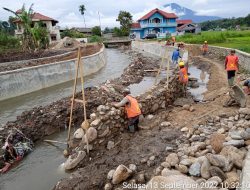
[14,9,61,43]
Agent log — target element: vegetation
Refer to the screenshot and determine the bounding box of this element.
[61,29,86,38]
[79,4,86,28]
[0,31,20,53]
[177,30,250,53]
[3,4,49,51]
[88,35,103,43]
[91,26,101,36]
[201,14,250,31]
[115,11,133,36]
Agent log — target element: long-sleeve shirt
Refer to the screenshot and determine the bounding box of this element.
[115,96,130,107]
[172,50,181,61]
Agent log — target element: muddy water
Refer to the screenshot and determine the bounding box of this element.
[0,49,131,126]
[188,66,209,101]
[0,49,131,190]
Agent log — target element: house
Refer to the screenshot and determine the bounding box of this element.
[130,8,178,39]
[73,27,92,35]
[14,10,61,43]
[177,20,201,34]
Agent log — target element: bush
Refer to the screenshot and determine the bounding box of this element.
[88,35,103,43]
[91,26,101,36]
[0,31,20,53]
[61,29,86,38]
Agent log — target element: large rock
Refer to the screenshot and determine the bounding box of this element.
[165,153,179,167]
[139,175,201,190]
[210,133,225,153]
[220,146,246,169]
[223,140,245,148]
[107,169,115,180]
[207,176,222,187]
[223,172,239,189]
[161,168,181,177]
[90,119,101,127]
[209,166,226,181]
[240,131,250,140]
[200,157,211,179]
[112,165,132,184]
[84,127,97,143]
[189,162,201,177]
[64,151,86,170]
[206,153,232,172]
[180,159,193,166]
[73,128,84,139]
[239,108,250,115]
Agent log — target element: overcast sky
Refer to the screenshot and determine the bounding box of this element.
[0,0,249,28]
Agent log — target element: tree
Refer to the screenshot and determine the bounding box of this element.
[103,27,110,34]
[116,11,133,36]
[79,5,86,28]
[91,26,101,36]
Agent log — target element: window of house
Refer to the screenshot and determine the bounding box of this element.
[51,35,57,41]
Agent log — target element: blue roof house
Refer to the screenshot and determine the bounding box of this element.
[130,8,178,39]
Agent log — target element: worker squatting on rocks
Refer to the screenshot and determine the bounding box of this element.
[113,89,141,133]
[201,41,208,55]
[225,49,239,87]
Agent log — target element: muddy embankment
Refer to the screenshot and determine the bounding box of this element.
[0,49,183,163]
[0,44,101,72]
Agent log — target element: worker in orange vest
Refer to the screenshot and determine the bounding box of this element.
[171,36,176,46]
[178,61,188,84]
[113,88,141,132]
[225,49,239,86]
[201,41,208,55]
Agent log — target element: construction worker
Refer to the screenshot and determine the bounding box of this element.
[113,89,141,133]
[172,48,182,67]
[225,49,239,87]
[171,36,176,46]
[178,61,188,85]
[243,79,250,95]
[201,41,208,55]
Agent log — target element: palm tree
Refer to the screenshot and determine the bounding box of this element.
[79,5,86,28]
[3,4,35,50]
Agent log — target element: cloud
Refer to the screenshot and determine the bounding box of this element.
[192,0,208,6]
[195,9,218,16]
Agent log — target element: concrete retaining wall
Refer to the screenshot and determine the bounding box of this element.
[0,45,107,101]
[186,44,250,72]
[131,41,188,63]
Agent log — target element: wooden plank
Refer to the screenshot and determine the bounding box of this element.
[70,98,86,104]
[44,139,67,145]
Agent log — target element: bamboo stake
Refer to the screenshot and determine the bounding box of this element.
[154,47,169,85]
[44,140,67,145]
[166,57,170,89]
[78,47,90,154]
[67,48,81,145]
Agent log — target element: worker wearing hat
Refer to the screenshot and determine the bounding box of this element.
[113,88,141,133]
[201,41,208,55]
[225,49,239,86]
[178,61,188,84]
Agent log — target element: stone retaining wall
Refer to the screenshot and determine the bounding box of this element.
[186,44,250,72]
[0,45,107,101]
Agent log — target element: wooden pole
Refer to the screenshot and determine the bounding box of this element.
[67,48,81,145]
[78,47,90,154]
[44,140,67,145]
[166,57,170,89]
[154,47,168,85]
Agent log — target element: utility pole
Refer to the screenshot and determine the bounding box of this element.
[98,11,102,36]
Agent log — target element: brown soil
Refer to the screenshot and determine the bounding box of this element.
[0,44,101,72]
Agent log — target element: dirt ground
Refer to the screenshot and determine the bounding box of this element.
[54,55,249,190]
[0,44,101,72]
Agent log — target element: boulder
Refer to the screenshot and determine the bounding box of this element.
[112,165,133,184]
[220,146,246,169]
[210,133,225,153]
[240,131,250,140]
[209,166,226,181]
[64,151,86,170]
[90,119,101,127]
[207,176,222,187]
[223,172,239,189]
[129,164,137,172]
[229,131,243,140]
[189,162,201,177]
[104,183,113,190]
[85,127,97,143]
[107,169,115,180]
[181,127,189,132]
[161,168,182,177]
[200,157,211,179]
[139,175,201,190]
[180,159,193,166]
[206,153,232,172]
[165,153,179,167]
[161,162,170,168]
[107,141,115,150]
[73,128,84,139]
[239,108,250,115]
[178,164,188,174]
[223,140,245,148]
[161,122,171,127]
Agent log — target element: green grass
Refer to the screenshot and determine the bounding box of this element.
[177,30,250,53]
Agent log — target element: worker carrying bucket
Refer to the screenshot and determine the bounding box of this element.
[113,88,141,133]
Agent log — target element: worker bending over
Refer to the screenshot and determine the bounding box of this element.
[113,89,141,133]
[178,61,188,95]
[172,48,182,67]
[201,41,208,55]
[225,49,239,87]
[243,79,250,95]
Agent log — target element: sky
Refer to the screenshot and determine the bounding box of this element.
[0,0,249,29]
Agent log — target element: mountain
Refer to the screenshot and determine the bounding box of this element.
[163,3,221,23]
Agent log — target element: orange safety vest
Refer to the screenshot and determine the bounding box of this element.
[202,44,208,51]
[125,95,141,118]
[226,55,238,71]
[179,67,188,84]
